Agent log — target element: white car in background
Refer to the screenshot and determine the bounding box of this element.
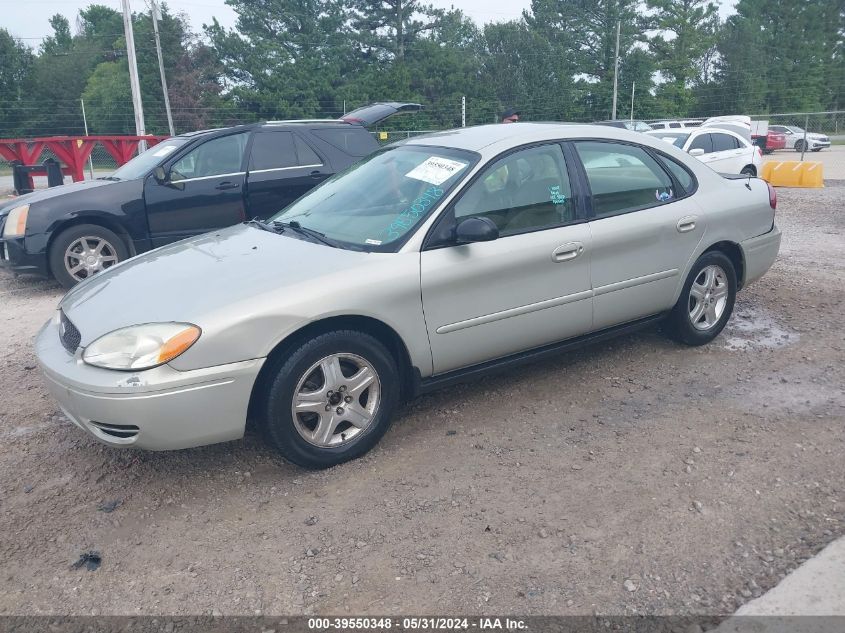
[650,120,704,130]
[647,128,763,176]
[768,125,831,152]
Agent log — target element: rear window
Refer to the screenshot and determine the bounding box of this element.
[311,128,376,157]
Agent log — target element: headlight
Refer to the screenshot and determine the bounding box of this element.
[82,323,201,370]
[3,204,29,238]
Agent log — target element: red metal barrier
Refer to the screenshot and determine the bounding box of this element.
[0,135,169,187]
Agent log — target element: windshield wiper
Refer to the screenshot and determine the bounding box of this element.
[245,217,279,233]
[272,220,338,248]
[98,176,121,181]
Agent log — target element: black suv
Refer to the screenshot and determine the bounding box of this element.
[0,102,421,287]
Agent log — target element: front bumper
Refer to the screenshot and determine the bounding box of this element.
[740,225,781,289]
[0,234,49,277]
[35,316,265,450]
[809,138,831,150]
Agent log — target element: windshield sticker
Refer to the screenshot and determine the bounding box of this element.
[152,145,177,157]
[365,238,383,245]
[405,157,467,185]
[655,188,674,202]
[384,186,445,241]
[549,185,567,205]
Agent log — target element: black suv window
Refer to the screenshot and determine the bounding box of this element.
[249,132,297,170]
[311,128,374,157]
[171,133,248,180]
[294,136,322,166]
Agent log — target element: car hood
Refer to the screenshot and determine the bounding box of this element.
[59,224,383,345]
[0,179,115,216]
[806,132,828,140]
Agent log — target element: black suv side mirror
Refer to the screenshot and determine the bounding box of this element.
[455,217,499,244]
[153,166,167,183]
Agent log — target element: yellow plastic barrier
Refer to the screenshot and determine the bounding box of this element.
[761,160,824,188]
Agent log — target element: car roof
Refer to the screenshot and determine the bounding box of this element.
[172,120,354,140]
[402,122,670,155]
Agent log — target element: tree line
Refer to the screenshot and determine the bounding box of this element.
[0,0,842,138]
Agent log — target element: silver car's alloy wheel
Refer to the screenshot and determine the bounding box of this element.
[688,264,729,331]
[292,353,381,448]
[65,236,119,282]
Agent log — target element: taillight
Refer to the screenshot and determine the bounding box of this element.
[767,182,777,210]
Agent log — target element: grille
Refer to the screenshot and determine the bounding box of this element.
[89,422,140,440]
[59,310,81,354]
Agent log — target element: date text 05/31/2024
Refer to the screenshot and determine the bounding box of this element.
[307,618,528,630]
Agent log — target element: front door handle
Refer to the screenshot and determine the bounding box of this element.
[310,170,324,179]
[677,216,697,233]
[215,181,241,191]
[552,242,584,263]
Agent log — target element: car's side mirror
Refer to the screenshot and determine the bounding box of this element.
[455,217,499,244]
[688,148,705,157]
[153,166,167,183]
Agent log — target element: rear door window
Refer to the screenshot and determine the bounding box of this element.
[574,141,674,218]
[712,133,739,152]
[294,136,323,166]
[249,132,297,170]
[656,154,695,194]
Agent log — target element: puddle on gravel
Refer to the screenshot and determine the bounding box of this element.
[723,306,798,351]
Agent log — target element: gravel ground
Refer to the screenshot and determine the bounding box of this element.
[0,186,843,616]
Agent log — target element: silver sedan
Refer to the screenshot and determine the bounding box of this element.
[36,123,781,468]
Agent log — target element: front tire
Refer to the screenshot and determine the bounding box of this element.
[668,251,737,346]
[49,224,128,289]
[794,139,807,152]
[260,330,400,469]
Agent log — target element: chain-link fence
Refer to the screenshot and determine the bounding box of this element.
[3,110,843,196]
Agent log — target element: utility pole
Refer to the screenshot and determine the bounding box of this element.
[611,20,621,120]
[121,0,147,151]
[461,96,466,128]
[150,0,175,136]
[630,81,636,121]
[80,99,95,179]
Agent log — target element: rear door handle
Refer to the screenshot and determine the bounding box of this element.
[677,216,697,233]
[215,181,240,191]
[552,242,584,262]
[310,170,324,179]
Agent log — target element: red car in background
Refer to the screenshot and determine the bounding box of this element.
[764,129,786,153]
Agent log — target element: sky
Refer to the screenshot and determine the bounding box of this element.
[2,0,738,46]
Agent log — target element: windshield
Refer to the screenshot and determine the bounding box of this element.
[787,126,805,134]
[271,145,478,251]
[649,132,690,148]
[109,138,189,180]
[632,121,653,132]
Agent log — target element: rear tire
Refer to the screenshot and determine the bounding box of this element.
[667,251,737,346]
[48,224,128,289]
[260,330,400,469]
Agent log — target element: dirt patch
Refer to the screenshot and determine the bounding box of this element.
[0,187,842,616]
